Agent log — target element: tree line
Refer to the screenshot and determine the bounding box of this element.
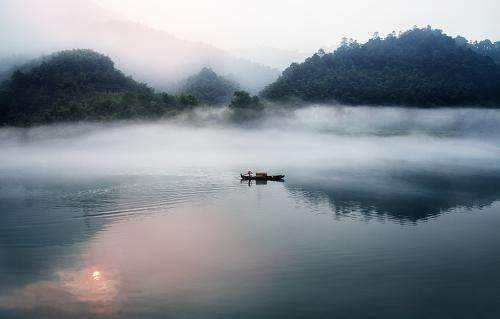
[1,27,499,126]
[0,50,201,126]
[262,27,500,106]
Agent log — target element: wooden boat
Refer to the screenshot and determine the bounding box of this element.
[240,173,285,181]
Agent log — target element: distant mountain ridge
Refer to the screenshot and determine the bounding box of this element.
[263,27,500,106]
[90,20,280,93]
[235,46,311,70]
[0,0,280,94]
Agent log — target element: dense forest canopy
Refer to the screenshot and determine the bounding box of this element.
[229,91,262,109]
[262,27,500,106]
[466,39,500,65]
[0,49,199,126]
[180,67,239,105]
[0,55,34,83]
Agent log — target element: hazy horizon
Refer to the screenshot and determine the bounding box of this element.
[1,0,499,62]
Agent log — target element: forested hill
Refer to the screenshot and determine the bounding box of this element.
[262,28,500,106]
[0,50,194,126]
[180,67,239,105]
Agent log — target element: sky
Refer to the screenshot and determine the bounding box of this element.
[95,0,500,51]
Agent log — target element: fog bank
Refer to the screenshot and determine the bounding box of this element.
[0,106,499,176]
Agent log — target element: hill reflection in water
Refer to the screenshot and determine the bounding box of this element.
[286,165,500,222]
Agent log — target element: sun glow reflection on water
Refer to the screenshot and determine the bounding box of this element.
[92,270,102,281]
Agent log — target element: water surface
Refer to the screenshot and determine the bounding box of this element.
[1,106,500,318]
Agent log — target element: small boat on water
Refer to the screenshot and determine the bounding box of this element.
[240,172,285,181]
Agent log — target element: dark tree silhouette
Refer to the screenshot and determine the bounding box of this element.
[0,49,201,126]
[262,27,500,106]
[229,90,261,109]
[180,67,239,105]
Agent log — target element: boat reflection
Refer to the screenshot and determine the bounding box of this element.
[241,179,285,187]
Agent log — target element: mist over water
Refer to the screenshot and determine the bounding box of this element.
[1,105,499,174]
[2,105,500,319]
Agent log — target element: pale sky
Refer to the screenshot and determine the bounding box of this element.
[96,0,500,51]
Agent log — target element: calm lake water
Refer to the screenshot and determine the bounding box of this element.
[1,106,500,319]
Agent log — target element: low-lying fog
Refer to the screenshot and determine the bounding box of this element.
[1,105,499,176]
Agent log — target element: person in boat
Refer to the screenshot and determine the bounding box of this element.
[247,170,253,178]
